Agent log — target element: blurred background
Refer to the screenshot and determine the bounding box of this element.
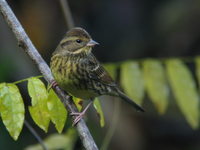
[1,0,200,149]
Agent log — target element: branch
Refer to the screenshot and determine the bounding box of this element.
[24,120,48,150]
[59,0,74,29]
[0,0,98,150]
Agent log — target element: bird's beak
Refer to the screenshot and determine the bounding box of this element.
[87,39,99,47]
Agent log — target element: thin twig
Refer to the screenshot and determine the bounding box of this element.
[59,0,74,29]
[12,75,43,84]
[24,120,47,150]
[100,99,121,150]
[0,0,98,150]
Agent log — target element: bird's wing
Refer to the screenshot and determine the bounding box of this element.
[87,54,116,87]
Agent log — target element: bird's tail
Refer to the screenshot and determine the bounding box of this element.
[117,90,145,112]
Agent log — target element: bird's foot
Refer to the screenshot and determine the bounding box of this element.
[70,101,93,126]
[48,80,58,91]
[71,111,86,126]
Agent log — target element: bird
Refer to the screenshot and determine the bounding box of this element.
[50,27,144,125]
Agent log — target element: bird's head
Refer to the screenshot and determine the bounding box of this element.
[59,27,99,55]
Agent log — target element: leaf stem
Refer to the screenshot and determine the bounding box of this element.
[116,56,196,66]
[12,75,43,84]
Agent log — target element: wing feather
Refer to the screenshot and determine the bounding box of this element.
[87,54,116,86]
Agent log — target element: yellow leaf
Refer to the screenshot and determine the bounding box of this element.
[142,59,169,114]
[166,59,199,129]
[93,98,105,127]
[0,83,25,140]
[72,97,83,112]
[28,78,50,132]
[47,89,67,133]
[120,61,144,105]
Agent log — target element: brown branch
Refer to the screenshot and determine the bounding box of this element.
[0,0,98,150]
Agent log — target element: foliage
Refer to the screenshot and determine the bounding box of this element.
[0,76,105,140]
[28,78,50,132]
[142,59,169,114]
[120,61,145,105]
[47,89,67,133]
[104,58,200,129]
[0,83,25,140]
[0,57,200,141]
[93,98,105,127]
[166,59,199,128]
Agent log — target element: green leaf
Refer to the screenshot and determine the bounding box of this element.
[120,61,145,105]
[0,83,25,140]
[72,97,83,112]
[103,63,117,80]
[25,128,78,150]
[27,78,50,132]
[142,59,169,114]
[166,59,199,129]
[47,89,67,133]
[93,98,105,127]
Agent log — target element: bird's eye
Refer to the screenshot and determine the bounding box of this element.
[76,39,82,43]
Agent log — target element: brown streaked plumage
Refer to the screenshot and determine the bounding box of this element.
[50,27,144,125]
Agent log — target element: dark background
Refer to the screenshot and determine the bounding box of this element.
[0,0,200,149]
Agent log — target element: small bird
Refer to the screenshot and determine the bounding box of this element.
[50,27,144,125]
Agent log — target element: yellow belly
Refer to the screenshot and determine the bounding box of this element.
[68,87,98,100]
[62,81,98,100]
[53,70,98,100]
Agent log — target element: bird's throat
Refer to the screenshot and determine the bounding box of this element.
[65,46,92,58]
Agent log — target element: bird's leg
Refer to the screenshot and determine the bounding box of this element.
[71,101,93,126]
[47,80,58,91]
